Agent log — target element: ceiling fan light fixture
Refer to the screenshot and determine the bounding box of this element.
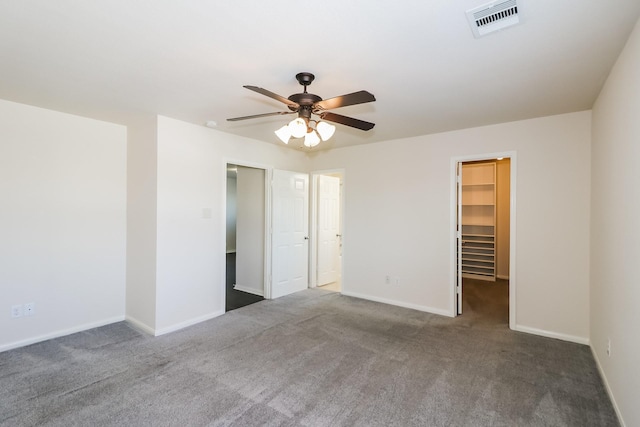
[229,72,376,149]
[316,121,336,141]
[275,125,292,144]
[304,129,321,148]
[288,117,308,138]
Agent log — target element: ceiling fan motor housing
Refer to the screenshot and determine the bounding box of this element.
[289,72,322,120]
[288,93,322,118]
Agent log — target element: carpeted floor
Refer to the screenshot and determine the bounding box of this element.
[0,282,618,426]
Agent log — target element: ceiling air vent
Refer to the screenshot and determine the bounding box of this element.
[466,0,520,38]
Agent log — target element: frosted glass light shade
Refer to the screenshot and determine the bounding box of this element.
[304,130,321,148]
[289,118,308,138]
[275,125,291,144]
[316,121,336,141]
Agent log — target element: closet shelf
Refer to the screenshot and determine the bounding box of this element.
[461,233,495,238]
[460,161,496,282]
[462,270,495,278]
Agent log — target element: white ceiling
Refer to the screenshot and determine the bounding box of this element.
[1,1,639,151]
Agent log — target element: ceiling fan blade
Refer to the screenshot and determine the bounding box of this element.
[243,85,300,109]
[320,112,375,131]
[314,90,376,111]
[226,111,295,122]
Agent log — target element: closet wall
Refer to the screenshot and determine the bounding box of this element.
[461,161,497,281]
[234,166,265,296]
[460,159,510,281]
[226,172,237,253]
[496,159,511,279]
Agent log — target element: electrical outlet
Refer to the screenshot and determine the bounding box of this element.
[24,303,35,316]
[11,304,23,318]
[385,275,391,285]
[607,338,611,357]
[394,277,400,286]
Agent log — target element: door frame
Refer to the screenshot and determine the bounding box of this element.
[450,151,517,329]
[309,169,345,290]
[223,159,273,300]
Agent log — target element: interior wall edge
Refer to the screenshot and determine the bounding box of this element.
[0,315,125,354]
[340,291,454,318]
[590,346,626,427]
[512,324,589,346]
[152,309,226,337]
[124,315,156,336]
[233,284,264,297]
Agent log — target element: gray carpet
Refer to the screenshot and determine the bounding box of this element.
[0,282,618,426]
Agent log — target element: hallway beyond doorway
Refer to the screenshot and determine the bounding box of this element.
[317,280,341,293]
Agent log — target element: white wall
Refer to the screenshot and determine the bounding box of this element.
[226,175,237,252]
[235,166,265,296]
[591,17,640,427]
[126,115,158,333]
[154,116,309,334]
[309,111,592,342]
[0,99,126,351]
[0,102,594,351]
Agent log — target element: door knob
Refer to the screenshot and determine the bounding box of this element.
[304,236,309,240]
[336,234,342,237]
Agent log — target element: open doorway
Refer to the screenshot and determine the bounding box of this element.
[310,171,344,293]
[454,154,515,327]
[225,164,266,311]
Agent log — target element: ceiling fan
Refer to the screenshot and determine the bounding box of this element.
[227,72,376,147]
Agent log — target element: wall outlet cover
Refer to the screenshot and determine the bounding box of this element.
[11,304,23,318]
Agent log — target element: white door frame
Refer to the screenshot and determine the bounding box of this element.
[310,169,345,290]
[223,159,273,300]
[450,151,517,329]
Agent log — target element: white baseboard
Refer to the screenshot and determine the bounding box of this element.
[0,315,125,353]
[511,324,589,345]
[233,284,264,297]
[125,315,156,336]
[590,346,625,427]
[340,291,453,318]
[153,310,225,337]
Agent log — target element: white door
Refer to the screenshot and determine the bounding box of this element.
[457,162,463,314]
[271,169,309,299]
[317,175,341,286]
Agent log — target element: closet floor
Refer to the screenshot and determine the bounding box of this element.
[226,253,264,312]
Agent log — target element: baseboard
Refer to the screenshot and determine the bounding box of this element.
[340,291,453,318]
[153,310,225,337]
[125,315,156,336]
[511,324,589,345]
[233,284,264,297]
[0,315,125,353]
[496,274,509,280]
[590,346,626,427]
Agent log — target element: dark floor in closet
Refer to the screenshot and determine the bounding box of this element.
[225,252,264,311]
[462,277,509,325]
